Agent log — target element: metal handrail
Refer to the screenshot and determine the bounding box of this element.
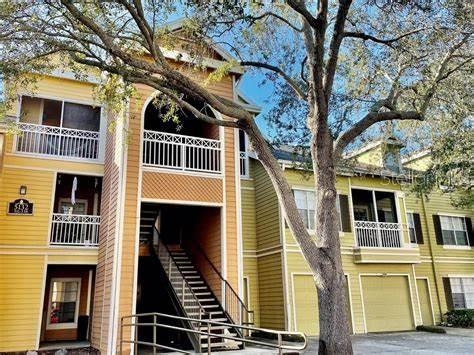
[120,312,308,355]
[185,242,254,327]
[154,231,208,318]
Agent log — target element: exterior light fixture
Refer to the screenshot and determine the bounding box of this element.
[19,185,27,195]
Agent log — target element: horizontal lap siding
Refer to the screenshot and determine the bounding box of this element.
[0,255,45,351]
[257,254,285,329]
[0,168,54,246]
[243,258,260,326]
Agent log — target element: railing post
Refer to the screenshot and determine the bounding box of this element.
[207,313,212,355]
[376,223,383,247]
[134,316,138,355]
[153,314,157,355]
[181,139,186,170]
[182,279,185,305]
[277,333,283,355]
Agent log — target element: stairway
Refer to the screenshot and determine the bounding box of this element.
[139,205,243,351]
[164,245,243,351]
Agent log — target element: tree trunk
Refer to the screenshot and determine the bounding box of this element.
[244,118,353,354]
[311,124,353,355]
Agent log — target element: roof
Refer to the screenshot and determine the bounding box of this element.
[250,144,412,180]
[344,136,405,159]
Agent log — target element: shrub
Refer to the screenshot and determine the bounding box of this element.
[444,309,474,328]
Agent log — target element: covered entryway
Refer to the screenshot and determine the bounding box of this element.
[361,275,414,332]
[293,274,352,336]
[417,279,434,326]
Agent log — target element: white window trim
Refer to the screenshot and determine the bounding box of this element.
[449,276,474,309]
[406,212,418,245]
[46,277,81,330]
[438,214,470,247]
[293,188,316,231]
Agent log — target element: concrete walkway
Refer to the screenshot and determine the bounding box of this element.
[302,329,474,354]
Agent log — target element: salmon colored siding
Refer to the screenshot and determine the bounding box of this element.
[141,171,223,203]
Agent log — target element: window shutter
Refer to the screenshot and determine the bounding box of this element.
[443,278,454,311]
[433,215,443,245]
[339,195,352,233]
[413,213,424,244]
[465,217,474,247]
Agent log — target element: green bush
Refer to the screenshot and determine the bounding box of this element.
[444,309,474,328]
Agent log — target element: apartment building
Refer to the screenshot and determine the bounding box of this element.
[0,23,260,352]
[0,29,472,355]
[240,138,473,336]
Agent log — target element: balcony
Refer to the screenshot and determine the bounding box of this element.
[50,213,100,246]
[355,221,402,248]
[49,173,102,247]
[14,95,103,161]
[142,97,222,175]
[16,122,100,160]
[143,130,221,174]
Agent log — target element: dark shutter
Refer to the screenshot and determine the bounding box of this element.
[433,215,443,245]
[465,217,474,247]
[339,195,351,233]
[443,278,454,311]
[413,213,424,244]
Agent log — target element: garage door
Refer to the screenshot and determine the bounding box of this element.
[294,275,319,335]
[294,275,352,335]
[361,276,414,332]
[417,279,434,326]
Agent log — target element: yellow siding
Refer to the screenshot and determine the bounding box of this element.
[254,161,281,250]
[0,167,54,246]
[243,257,260,326]
[257,253,285,329]
[0,255,45,351]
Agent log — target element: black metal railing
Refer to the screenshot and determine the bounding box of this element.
[184,242,254,328]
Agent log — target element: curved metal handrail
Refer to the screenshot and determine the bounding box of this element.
[120,312,308,355]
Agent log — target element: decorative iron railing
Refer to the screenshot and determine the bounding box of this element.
[50,213,100,246]
[355,221,403,248]
[143,130,221,174]
[16,122,100,160]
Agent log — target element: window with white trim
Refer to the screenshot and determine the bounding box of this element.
[440,215,469,246]
[407,212,417,244]
[47,278,81,329]
[450,277,474,309]
[293,189,315,230]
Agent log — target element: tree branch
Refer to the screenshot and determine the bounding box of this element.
[343,27,425,47]
[286,0,320,29]
[333,110,422,159]
[240,61,306,99]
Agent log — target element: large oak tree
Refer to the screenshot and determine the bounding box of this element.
[0,1,472,353]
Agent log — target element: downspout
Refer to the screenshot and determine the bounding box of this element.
[420,195,443,320]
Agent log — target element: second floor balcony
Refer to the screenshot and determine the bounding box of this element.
[352,188,403,248]
[142,97,222,174]
[14,96,104,162]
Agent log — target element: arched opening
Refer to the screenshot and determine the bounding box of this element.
[142,96,222,173]
[143,97,220,140]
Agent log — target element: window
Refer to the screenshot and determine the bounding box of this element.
[450,277,474,309]
[47,278,81,329]
[407,213,417,244]
[20,96,101,132]
[440,215,469,246]
[294,189,315,230]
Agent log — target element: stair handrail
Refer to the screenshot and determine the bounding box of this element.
[152,227,209,328]
[185,242,254,327]
[120,312,308,355]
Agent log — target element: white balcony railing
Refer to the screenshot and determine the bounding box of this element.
[50,213,100,246]
[355,221,403,248]
[240,151,249,177]
[143,130,221,174]
[16,122,100,160]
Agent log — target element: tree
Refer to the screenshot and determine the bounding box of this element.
[0,1,472,353]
